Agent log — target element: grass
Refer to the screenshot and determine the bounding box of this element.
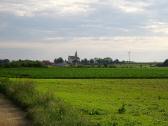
[30,79,168,126]
[0,78,90,126]
[0,67,168,79]
[1,66,168,126]
[1,78,168,125]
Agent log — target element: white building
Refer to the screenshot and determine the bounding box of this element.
[68,51,80,64]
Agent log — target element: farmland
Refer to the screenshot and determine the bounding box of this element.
[0,67,168,126]
[0,67,168,79]
[11,79,168,126]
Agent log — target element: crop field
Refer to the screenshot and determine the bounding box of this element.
[1,67,168,125]
[11,78,168,126]
[1,67,168,79]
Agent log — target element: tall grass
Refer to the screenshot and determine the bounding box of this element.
[0,78,90,126]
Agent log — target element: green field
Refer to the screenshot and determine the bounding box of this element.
[1,67,168,79]
[1,67,168,125]
[12,79,168,126]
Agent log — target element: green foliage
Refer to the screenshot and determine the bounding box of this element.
[0,67,168,79]
[163,59,168,66]
[54,57,64,64]
[81,59,90,65]
[158,59,168,67]
[118,104,126,114]
[1,60,45,68]
[0,59,10,67]
[1,78,168,126]
[0,78,89,126]
[33,79,168,126]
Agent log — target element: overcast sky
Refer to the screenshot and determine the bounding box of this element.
[0,0,168,62]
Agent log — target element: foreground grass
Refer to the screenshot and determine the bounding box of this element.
[0,67,168,79]
[0,78,89,126]
[32,79,168,126]
[2,78,168,125]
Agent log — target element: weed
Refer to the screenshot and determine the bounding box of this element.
[118,104,126,114]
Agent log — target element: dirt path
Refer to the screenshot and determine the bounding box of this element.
[0,94,30,126]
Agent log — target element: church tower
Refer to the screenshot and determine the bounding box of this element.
[68,51,80,65]
[75,51,78,58]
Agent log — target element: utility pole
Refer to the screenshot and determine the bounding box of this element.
[128,51,131,63]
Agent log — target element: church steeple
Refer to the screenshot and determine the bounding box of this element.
[68,51,80,65]
[75,51,77,58]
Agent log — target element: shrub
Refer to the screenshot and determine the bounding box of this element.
[118,104,126,114]
[0,77,10,93]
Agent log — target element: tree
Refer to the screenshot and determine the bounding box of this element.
[54,57,64,64]
[113,59,120,64]
[3,60,45,68]
[89,59,95,64]
[158,59,168,67]
[163,59,168,66]
[95,58,103,65]
[103,57,113,64]
[0,59,10,67]
[81,58,89,65]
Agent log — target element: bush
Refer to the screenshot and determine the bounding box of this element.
[0,78,89,126]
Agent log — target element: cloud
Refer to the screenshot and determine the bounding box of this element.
[1,36,168,51]
[0,0,168,61]
[0,22,7,31]
[0,0,154,17]
[108,0,151,13]
[145,21,168,35]
[0,0,96,17]
[1,36,168,61]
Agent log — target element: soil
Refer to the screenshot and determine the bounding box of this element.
[0,94,30,126]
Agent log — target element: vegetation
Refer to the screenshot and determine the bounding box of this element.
[80,57,114,66]
[0,58,167,68]
[21,79,168,125]
[0,59,10,66]
[157,59,168,67]
[0,67,168,79]
[0,60,168,125]
[0,60,45,68]
[54,57,64,64]
[0,78,89,126]
[118,104,126,114]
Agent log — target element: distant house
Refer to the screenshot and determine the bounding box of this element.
[0,59,10,65]
[68,51,80,65]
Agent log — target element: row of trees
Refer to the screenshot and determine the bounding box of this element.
[0,59,45,67]
[53,57,168,67]
[54,57,121,65]
[80,58,120,65]
[1,58,168,67]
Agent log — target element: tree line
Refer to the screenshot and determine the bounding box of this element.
[54,57,121,65]
[0,58,168,68]
[0,59,45,68]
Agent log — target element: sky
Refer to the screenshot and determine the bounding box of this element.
[0,0,168,62]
